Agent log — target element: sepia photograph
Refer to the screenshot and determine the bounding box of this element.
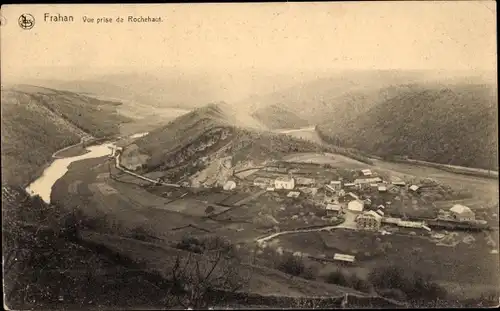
[1,2,498,309]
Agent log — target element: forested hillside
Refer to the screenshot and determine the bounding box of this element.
[247,70,430,129]
[1,85,131,185]
[316,83,498,170]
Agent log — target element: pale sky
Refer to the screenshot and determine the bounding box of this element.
[1,2,497,81]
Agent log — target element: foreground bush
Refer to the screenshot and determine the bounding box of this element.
[175,235,238,258]
[326,269,372,293]
[277,253,306,276]
[326,269,351,287]
[368,266,448,306]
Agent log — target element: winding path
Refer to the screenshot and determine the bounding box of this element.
[51,137,90,159]
[256,222,354,244]
[276,126,316,134]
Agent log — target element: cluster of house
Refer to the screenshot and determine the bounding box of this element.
[248,166,485,234]
[324,198,384,230]
[253,174,303,197]
[321,169,426,231]
[250,168,435,230]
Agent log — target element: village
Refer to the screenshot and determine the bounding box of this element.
[104,144,497,258]
[206,160,498,282]
[76,146,498,296]
[222,162,490,234]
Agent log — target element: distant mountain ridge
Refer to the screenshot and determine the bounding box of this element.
[24,71,231,110]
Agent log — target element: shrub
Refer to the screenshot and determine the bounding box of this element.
[315,209,327,217]
[176,236,204,253]
[350,276,372,293]
[58,209,109,240]
[175,235,237,257]
[326,269,351,287]
[368,266,409,291]
[302,266,316,280]
[369,267,448,305]
[130,226,151,241]
[277,253,305,276]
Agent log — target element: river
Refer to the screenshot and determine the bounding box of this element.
[26,131,152,203]
[26,143,116,204]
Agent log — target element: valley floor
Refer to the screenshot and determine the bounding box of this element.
[47,136,499,306]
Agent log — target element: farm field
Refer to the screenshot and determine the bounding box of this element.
[270,228,499,300]
[80,230,369,298]
[52,155,270,244]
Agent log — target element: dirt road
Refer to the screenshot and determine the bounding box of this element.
[256,212,358,244]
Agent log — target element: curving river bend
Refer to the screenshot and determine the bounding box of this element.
[25,132,149,204]
[26,143,116,204]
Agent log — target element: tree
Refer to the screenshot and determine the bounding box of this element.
[368,266,448,306]
[2,190,66,308]
[166,236,251,309]
[368,266,408,291]
[302,266,317,280]
[350,276,372,293]
[326,269,351,287]
[315,209,327,218]
[277,253,305,276]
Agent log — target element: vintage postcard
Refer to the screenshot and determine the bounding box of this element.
[1,2,498,309]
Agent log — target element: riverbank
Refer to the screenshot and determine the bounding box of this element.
[20,136,116,190]
[26,143,115,203]
[24,130,152,203]
[382,158,499,180]
[53,143,90,158]
[54,137,118,158]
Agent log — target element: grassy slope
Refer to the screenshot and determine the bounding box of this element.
[1,85,131,185]
[2,186,382,309]
[1,185,191,310]
[317,83,498,170]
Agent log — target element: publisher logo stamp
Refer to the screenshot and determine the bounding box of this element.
[19,13,35,30]
[0,15,6,27]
